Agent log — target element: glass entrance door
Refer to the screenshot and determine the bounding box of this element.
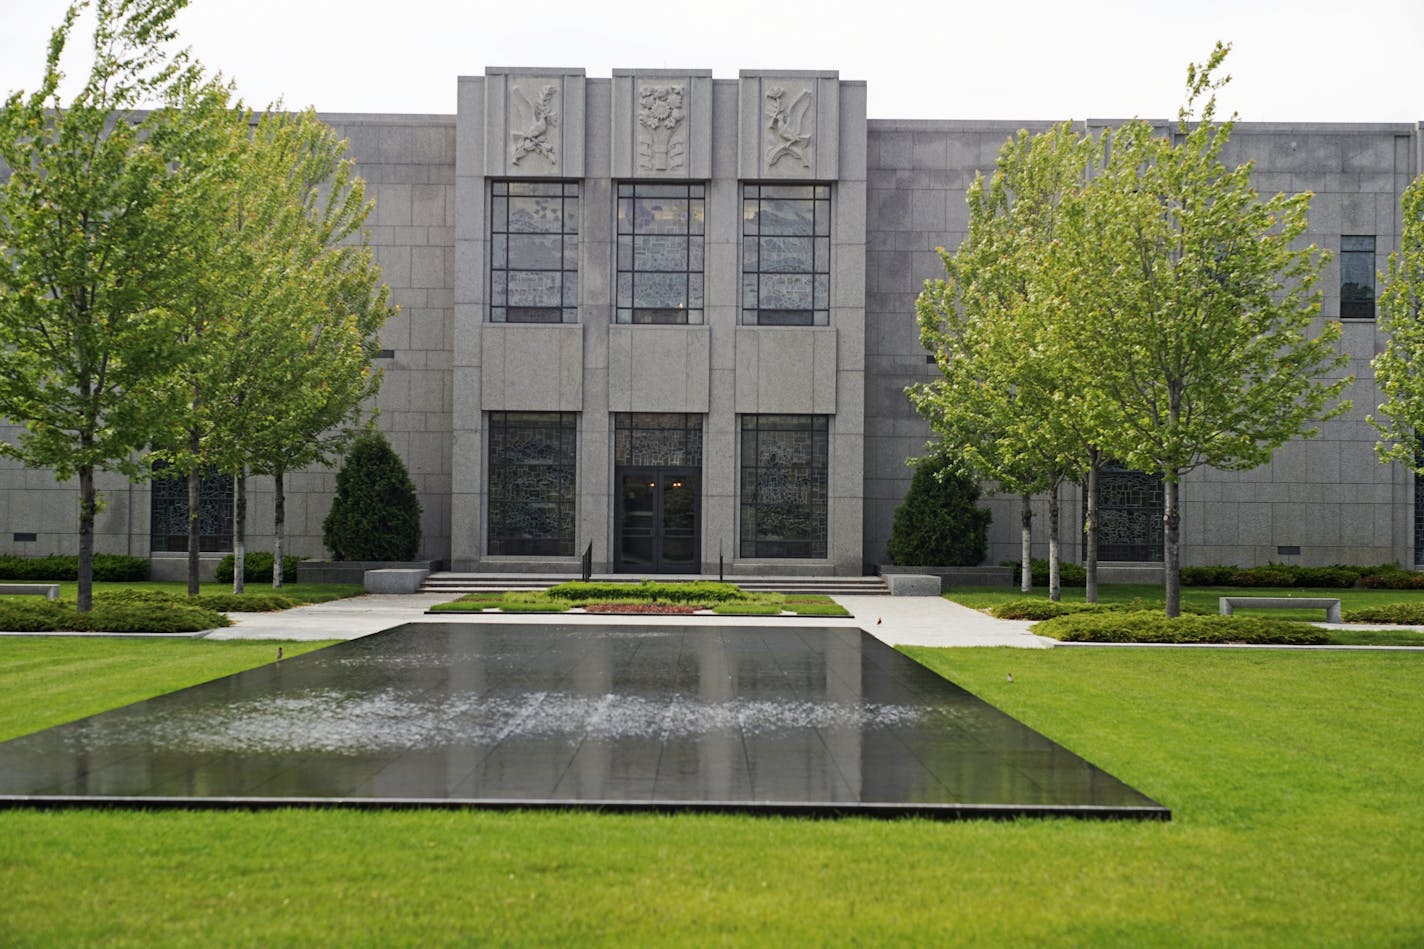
[616,467,700,573]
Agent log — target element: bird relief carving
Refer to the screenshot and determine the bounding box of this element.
[637,84,686,172]
[511,83,558,167]
[765,86,812,170]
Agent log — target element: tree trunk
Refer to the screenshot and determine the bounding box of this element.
[1164,476,1181,617]
[232,468,246,595]
[1020,493,1033,593]
[77,465,96,613]
[273,467,285,589]
[1084,452,1100,604]
[1048,478,1061,602]
[186,465,201,597]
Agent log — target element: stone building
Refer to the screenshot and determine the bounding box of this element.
[1,69,1420,577]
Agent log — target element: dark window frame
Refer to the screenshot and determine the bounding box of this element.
[490,180,579,324]
[149,463,234,553]
[616,183,705,325]
[741,184,831,326]
[738,414,828,558]
[1340,234,1376,320]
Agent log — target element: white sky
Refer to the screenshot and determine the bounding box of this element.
[1,0,1420,123]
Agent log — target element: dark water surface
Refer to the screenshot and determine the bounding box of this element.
[0,623,1168,818]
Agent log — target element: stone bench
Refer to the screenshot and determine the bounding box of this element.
[886,574,942,596]
[364,568,430,595]
[0,583,60,600]
[1218,596,1341,623]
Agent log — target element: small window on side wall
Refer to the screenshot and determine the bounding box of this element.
[1340,235,1375,320]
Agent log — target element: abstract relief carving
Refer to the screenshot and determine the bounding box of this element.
[511,84,558,166]
[637,84,686,172]
[765,86,812,169]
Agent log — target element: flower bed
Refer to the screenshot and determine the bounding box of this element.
[581,602,701,614]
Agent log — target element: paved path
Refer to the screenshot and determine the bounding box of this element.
[201,591,1054,649]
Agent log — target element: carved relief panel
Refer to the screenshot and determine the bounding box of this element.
[612,70,712,180]
[484,69,585,178]
[738,71,839,181]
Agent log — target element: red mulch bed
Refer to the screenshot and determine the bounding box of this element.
[581,602,702,614]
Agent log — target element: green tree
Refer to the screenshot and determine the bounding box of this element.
[1370,174,1424,468]
[321,431,421,561]
[150,102,391,592]
[912,122,1112,601]
[0,0,209,611]
[1070,43,1350,616]
[887,453,991,566]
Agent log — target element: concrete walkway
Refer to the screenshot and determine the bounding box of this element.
[201,590,1054,649]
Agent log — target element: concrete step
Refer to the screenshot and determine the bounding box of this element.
[420,573,889,596]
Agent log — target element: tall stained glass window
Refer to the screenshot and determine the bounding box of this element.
[739,415,828,558]
[490,181,578,323]
[742,184,830,325]
[487,412,577,556]
[150,465,233,553]
[616,183,704,324]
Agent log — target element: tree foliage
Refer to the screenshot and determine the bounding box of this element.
[911,123,1111,599]
[0,0,211,610]
[887,454,991,567]
[1070,43,1350,615]
[321,431,422,561]
[1370,173,1424,467]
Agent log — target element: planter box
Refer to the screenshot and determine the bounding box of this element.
[298,560,441,585]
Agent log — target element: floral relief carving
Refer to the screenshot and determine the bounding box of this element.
[764,86,813,170]
[637,84,686,172]
[511,83,558,167]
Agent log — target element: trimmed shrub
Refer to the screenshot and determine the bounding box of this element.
[0,596,228,633]
[1003,559,1088,588]
[99,589,297,613]
[1033,610,1328,645]
[214,552,303,584]
[990,599,1116,621]
[1358,566,1424,589]
[322,432,423,561]
[887,456,991,566]
[1343,603,1424,624]
[1180,565,1239,586]
[0,554,149,582]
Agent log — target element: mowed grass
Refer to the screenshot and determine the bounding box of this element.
[0,637,338,740]
[0,640,1421,945]
[946,581,1424,621]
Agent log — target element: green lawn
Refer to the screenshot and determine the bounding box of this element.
[1,640,1421,945]
[0,580,364,605]
[946,581,1424,619]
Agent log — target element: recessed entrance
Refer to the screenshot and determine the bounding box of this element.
[612,413,704,574]
[616,467,699,573]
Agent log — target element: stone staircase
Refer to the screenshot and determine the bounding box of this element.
[419,572,889,597]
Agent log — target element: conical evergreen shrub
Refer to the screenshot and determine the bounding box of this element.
[887,455,991,566]
[321,431,422,561]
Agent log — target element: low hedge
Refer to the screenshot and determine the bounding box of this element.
[0,554,149,582]
[990,599,1116,621]
[214,552,303,584]
[1342,603,1424,624]
[544,580,748,604]
[1181,563,1416,589]
[100,589,298,613]
[0,597,229,633]
[1033,610,1329,645]
[1002,560,1088,588]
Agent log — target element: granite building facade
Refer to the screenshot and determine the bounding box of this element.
[1,70,1420,576]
